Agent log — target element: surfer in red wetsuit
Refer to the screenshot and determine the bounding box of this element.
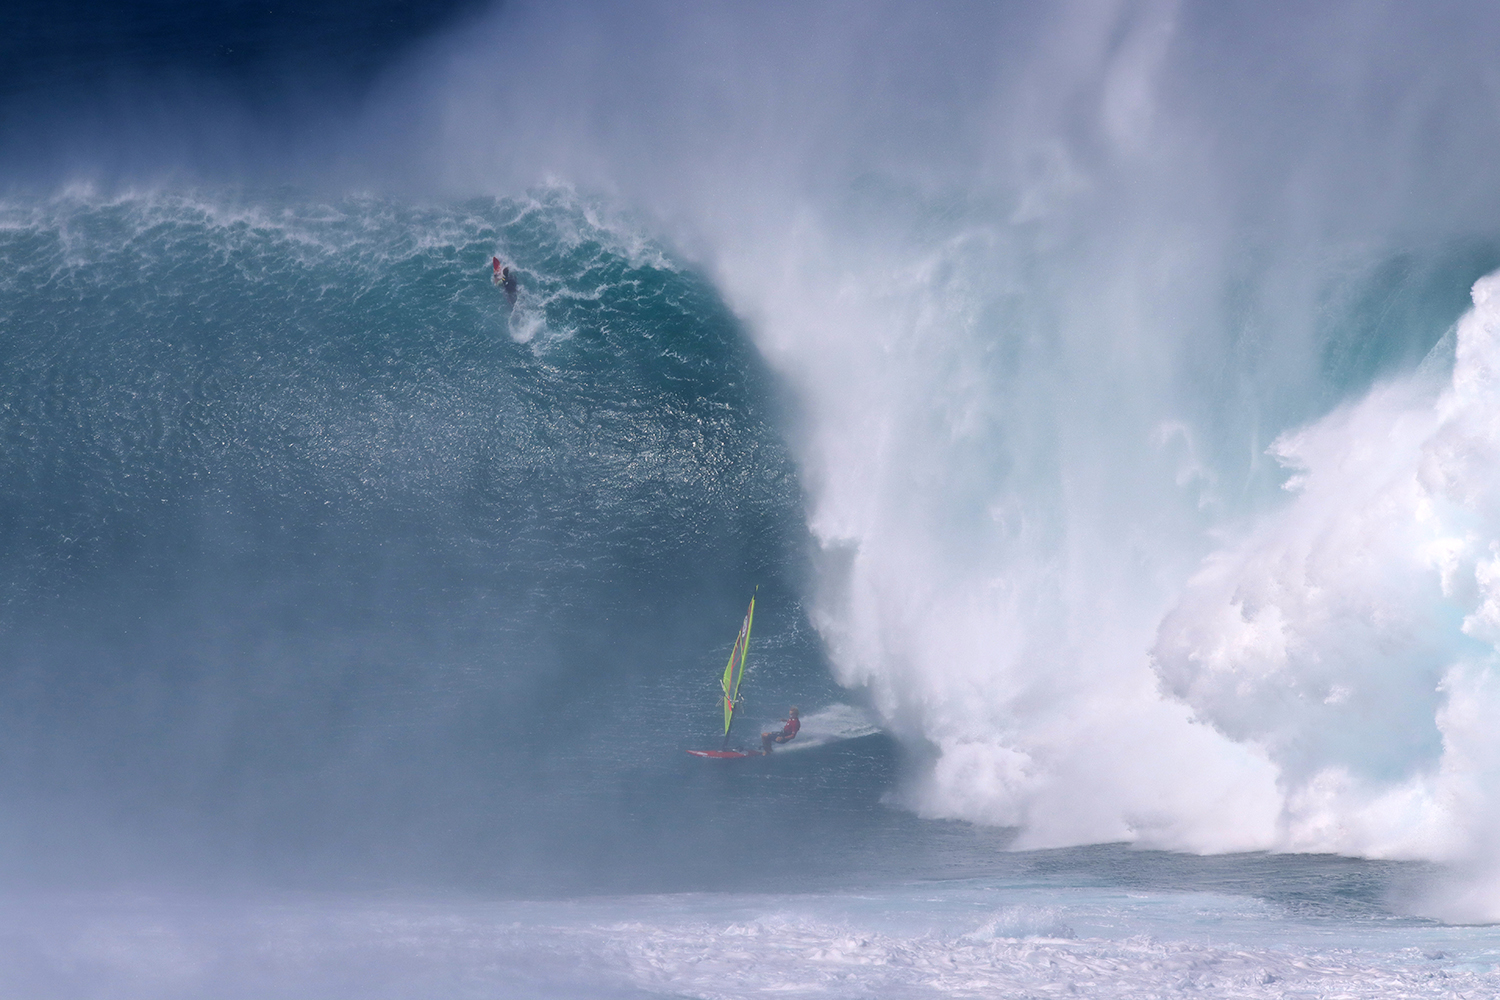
[761,706,799,753]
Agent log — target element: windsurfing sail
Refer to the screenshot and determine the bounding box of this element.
[719,591,756,747]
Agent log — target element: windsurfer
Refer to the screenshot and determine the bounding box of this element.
[761,706,799,753]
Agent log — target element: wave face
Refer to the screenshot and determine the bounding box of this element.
[0,188,850,888]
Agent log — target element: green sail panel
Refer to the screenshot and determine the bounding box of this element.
[721,594,756,738]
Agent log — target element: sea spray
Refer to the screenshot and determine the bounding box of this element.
[420,0,1500,874]
[10,0,1500,920]
[1157,273,1500,917]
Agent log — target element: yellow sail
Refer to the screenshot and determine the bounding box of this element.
[720,593,756,740]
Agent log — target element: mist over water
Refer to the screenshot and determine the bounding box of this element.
[396,0,1500,899]
[11,0,1500,995]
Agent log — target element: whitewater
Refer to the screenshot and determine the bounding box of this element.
[9,0,1500,996]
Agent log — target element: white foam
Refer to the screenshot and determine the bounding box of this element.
[1157,274,1500,917]
[3,885,1497,999]
[758,703,881,752]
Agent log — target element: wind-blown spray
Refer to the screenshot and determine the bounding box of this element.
[418,0,1500,890]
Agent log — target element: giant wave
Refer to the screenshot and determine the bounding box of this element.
[10,1,1500,994]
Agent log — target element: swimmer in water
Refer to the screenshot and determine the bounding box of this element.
[496,262,518,306]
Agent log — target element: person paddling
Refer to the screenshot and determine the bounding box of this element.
[762,706,800,753]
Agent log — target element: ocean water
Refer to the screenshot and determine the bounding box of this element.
[10,2,1500,998]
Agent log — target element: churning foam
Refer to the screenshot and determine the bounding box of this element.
[1158,273,1500,917]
